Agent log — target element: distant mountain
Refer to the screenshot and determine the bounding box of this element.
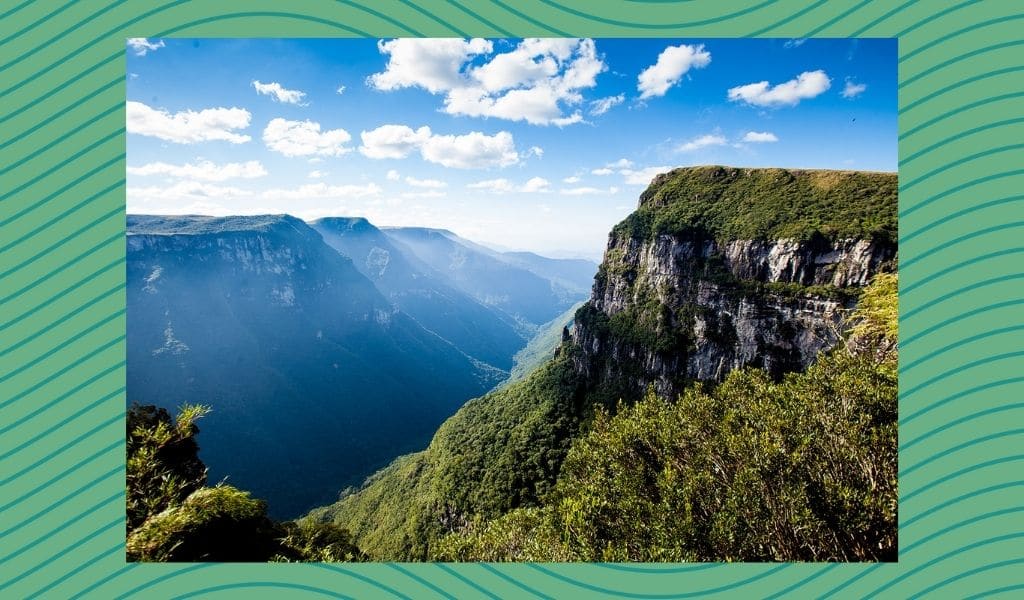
[499,252,596,297]
[127,214,504,518]
[501,300,585,387]
[310,217,525,371]
[382,227,596,327]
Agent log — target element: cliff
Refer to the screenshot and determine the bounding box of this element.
[127,215,505,518]
[571,166,897,400]
[305,166,898,559]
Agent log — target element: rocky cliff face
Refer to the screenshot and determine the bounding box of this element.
[569,166,897,400]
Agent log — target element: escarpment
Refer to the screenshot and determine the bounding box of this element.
[570,166,897,400]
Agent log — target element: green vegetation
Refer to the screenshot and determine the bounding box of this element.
[617,166,897,244]
[126,404,364,562]
[502,301,585,386]
[434,273,898,562]
[307,354,586,560]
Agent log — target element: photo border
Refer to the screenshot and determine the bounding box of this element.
[3,1,1023,597]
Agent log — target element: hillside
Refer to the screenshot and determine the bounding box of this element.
[311,217,526,371]
[306,166,898,561]
[382,227,592,328]
[502,301,585,387]
[127,215,505,518]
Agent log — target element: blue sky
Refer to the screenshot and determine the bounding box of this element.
[126,37,896,258]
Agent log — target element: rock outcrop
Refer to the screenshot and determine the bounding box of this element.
[569,166,897,400]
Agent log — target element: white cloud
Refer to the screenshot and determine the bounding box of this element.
[401,190,446,199]
[405,176,447,188]
[521,177,551,193]
[336,85,346,95]
[783,39,806,49]
[262,182,382,201]
[128,180,251,205]
[467,178,515,193]
[369,38,493,93]
[841,78,867,99]
[591,168,613,176]
[126,101,252,144]
[677,133,727,151]
[467,176,549,194]
[308,170,327,178]
[262,118,352,157]
[563,175,581,184]
[607,158,633,169]
[527,145,544,158]
[359,124,433,159]
[419,130,520,169]
[127,38,164,56]
[620,165,673,185]
[742,131,779,143]
[560,186,619,196]
[728,70,831,107]
[589,93,624,115]
[252,80,307,105]
[386,169,400,181]
[637,44,711,100]
[127,160,267,181]
[369,38,605,126]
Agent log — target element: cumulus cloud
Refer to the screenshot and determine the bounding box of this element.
[563,175,581,184]
[359,125,433,159]
[521,177,551,193]
[126,101,252,144]
[405,176,447,188]
[728,70,831,107]
[607,158,633,169]
[386,169,400,181]
[677,133,727,151]
[127,160,267,181]
[841,78,867,98]
[127,38,164,56]
[591,168,613,176]
[637,44,711,100]
[252,80,307,105]
[560,186,619,196]
[527,145,544,158]
[419,130,520,169]
[336,85,346,95]
[620,165,673,186]
[467,176,550,194]
[262,118,352,157]
[308,170,327,178]
[589,93,624,115]
[368,38,606,126]
[742,131,779,143]
[369,38,493,93]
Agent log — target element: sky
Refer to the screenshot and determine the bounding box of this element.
[126,37,896,259]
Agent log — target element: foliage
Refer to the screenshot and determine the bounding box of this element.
[127,404,365,562]
[431,507,570,562]
[503,301,585,386]
[127,484,284,562]
[619,166,897,244]
[276,520,368,562]
[436,273,898,562]
[126,403,208,531]
[308,354,586,560]
[849,271,898,361]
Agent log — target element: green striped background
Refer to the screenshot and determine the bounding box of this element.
[2,0,1022,597]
